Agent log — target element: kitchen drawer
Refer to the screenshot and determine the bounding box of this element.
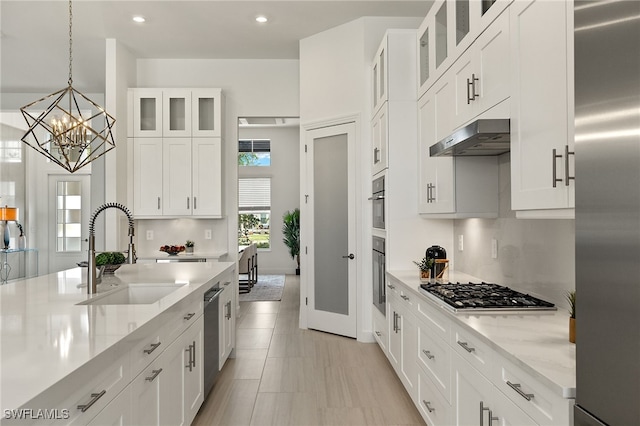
[372,307,388,355]
[416,297,451,341]
[417,320,452,402]
[417,367,452,426]
[494,355,571,426]
[451,323,493,378]
[130,294,202,376]
[386,275,402,299]
[163,295,203,345]
[11,350,130,425]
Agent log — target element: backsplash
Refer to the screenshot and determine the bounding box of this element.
[135,218,229,259]
[453,155,575,310]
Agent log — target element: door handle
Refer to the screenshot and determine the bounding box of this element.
[342,254,355,260]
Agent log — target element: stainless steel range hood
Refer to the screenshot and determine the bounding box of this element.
[429,119,510,157]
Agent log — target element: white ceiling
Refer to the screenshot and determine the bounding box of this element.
[1,1,431,94]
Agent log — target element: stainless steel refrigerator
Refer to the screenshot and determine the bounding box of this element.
[574,1,640,425]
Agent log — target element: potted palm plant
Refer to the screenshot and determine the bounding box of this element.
[566,290,576,343]
[282,208,300,275]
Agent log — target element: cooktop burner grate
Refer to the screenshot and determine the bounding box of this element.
[419,282,556,312]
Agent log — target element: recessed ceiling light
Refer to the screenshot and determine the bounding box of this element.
[133,16,146,23]
[255,16,268,23]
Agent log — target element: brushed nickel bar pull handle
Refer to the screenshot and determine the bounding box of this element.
[387,284,395,290]
[367,195,385,201]
[194,196,197,209]
[467,77,473,104]
[422,400,435,413]
[184,312,196,321]
[422,349,435,360]
[375,331,381,337]
[192,341,196,368]
[158,197,161,210]
[480,401,488,426]
[565,145,575,186]
[471,73,479,100]
[185,346,193,371]
[506,381,534,401]
[145,368,163,382]
[400,294,410,301]
[143,342,162,354]
[187,197,190,209]
[552,149,563,188]
[457,340,475,353]
[77,390,106,412]
[374,147,380,164]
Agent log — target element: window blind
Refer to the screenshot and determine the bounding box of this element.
[239,177,271,211]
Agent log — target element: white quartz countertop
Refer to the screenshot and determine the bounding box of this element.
[388,269,576,399]
[0,262,235,410]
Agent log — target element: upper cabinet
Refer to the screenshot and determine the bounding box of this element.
[129,88,224,218]
[509,0,574,217]
[131,88,223,138]
[418,82,499,218]
[418,0,512,98]
[371,30,417,176]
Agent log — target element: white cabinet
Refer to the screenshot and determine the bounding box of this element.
[418,85,499,217]
[131,88,222,138]
[452,10,510,126]
[219,280,235,369]
[371,30,417,176]
[452,352,497,425]
[130,87,224,218]
[87,387,132,426]
[133,138,163,217]
[372,307,389,356]
[418,0,512,97]
[387,284,418,400]
[371,106,388,176]
[133,137,222,218]
[509,0,575,215]
[132,89,163,138]
[183,316,204,425]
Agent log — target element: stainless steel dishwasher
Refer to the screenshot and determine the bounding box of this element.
[203,284,223,399]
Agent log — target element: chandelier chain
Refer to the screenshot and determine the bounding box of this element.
[68,0,73,85]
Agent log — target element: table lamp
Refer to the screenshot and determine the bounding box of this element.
[0,206,18,249]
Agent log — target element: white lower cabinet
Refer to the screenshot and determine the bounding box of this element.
[372,307,388,356]
[131,315,204,426]
[219,280,235,369]
[381,276,572,426]
[87,387,132,426]
[387,287,418,400]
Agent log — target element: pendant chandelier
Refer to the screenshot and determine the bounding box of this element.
[20,0,116,173]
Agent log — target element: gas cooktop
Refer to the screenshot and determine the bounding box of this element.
[419,282,556,312]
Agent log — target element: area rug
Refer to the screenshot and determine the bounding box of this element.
[239,275,285,302]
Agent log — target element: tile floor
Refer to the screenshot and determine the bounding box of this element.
[192,275,425,426]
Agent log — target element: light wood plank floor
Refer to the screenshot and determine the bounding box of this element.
[192,275,426,426]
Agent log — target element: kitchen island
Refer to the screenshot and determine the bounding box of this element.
[0,262,235,424]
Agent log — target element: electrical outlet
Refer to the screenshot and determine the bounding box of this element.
[458,235,464,251]
[491,238,498,259]
[146,230,154,241]
[205,229,212,240]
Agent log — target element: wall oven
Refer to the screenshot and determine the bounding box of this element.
[370,176,385,229]
[372,236,386,316]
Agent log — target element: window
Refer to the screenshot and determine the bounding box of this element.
[238,177,271,249]
[56,181,83,252]
[238,139,271,166]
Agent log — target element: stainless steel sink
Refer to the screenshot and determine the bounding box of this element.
[77,283,185,305]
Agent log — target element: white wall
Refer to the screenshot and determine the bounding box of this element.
[132,58,300,262]
[299,16,423,342]
[238,126,300,274]
[453,154,575,309]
